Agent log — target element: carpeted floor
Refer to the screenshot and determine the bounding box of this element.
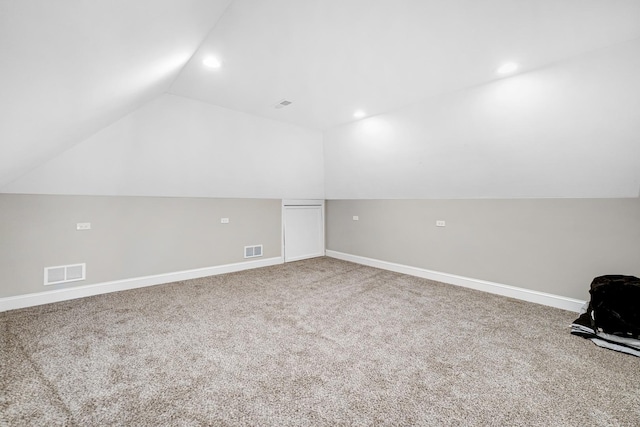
[2,257,639,426]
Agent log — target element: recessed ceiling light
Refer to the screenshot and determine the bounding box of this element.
[353,110,366,119]
[202,56,222,69]
[496,62,518,75]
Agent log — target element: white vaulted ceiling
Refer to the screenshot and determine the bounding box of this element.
[0,0,232,187]
[170,0,640,129]
[2,0,640,188]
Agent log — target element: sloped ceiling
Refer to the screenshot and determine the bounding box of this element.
[0,0,231,187]
[2,0,640,189]
[170,0,640,129]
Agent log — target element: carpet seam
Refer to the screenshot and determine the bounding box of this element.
[6,328,77,426]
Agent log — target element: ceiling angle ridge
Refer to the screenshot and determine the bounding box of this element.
[166,0,237,92]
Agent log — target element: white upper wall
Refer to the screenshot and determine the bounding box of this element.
[3,0,640,198]
[1,94,324,199]
[324,38,640,199]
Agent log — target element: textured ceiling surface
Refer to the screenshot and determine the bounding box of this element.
[2,0,640,187]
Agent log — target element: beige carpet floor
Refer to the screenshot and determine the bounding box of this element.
[2,257,639,426]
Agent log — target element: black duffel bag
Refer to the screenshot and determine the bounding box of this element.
[590,275,640,339]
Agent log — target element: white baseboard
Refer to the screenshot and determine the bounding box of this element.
[0,257,283,313]
[3,253,586,314]
[326,250,586,313]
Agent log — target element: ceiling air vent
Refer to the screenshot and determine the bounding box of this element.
[274,99,293,109]
[44,263,86,286]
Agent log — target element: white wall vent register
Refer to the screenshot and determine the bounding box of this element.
[44,263,86,285]
[244,245,263,258]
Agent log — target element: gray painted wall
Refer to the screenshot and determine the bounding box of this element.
[326,198,640,301]
[0,194,281,298]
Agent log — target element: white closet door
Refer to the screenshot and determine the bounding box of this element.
[284,205,324,262]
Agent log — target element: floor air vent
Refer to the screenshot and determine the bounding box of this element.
[44,263,86,285]
[244,245,263,259]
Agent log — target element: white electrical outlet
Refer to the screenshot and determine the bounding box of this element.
[436,220,446,227]
[220,218,229,224]
[76,223,91,230]
[353,216,359,221]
